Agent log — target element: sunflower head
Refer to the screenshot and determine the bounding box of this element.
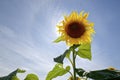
[107,67,116,70]
[55,11,95,46]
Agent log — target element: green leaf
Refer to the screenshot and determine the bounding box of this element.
[0,68,25,80]
[76,43,92,60]
[69,44,80,52]
[54,36,64,43]
[87,69,120,80]
[65,50,71,59]
[66,66,70,71]
[66,44,80,59]
[70,44,81,49]
[24,74,39,80]
[75,68,86,77]
[17,68,26,73]
[54,44,81,64]
[46,63,70,80]
[12,76,20,80]
[54,49,70,64]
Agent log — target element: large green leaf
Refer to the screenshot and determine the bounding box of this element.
[46,63,70,80]
[76,43,92,60]
[24,74,39,80]
[54,49,71,64]
[11,76,20,80]
[54,44,80,64]
[0,68,25,80]
[75,68,86,77]
[87,69,120,80]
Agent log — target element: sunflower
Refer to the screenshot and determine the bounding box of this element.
[107,67,116,70]
[56,11,95,46]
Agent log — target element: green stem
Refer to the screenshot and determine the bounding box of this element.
[68,57,73,66]
[73,47,76,80]
[68,71,73,77]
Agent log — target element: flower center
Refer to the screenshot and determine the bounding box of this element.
[66,22,85,38]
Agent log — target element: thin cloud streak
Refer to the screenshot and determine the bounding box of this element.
[0,25,55,79]
[0,0,120,80]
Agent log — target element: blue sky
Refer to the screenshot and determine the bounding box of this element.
[0,0,120,80]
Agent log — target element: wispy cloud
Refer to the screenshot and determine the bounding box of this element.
[0,24,53,71]
[1,0,120,80]
[0,0,57,79]
[0,0,69,79]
